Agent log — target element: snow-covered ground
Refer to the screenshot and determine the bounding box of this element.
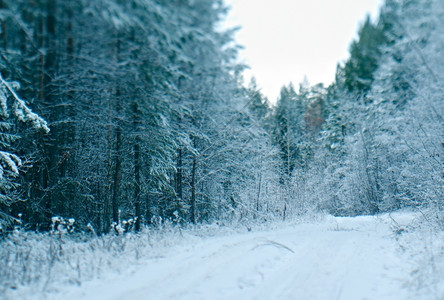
[42,213,432,300]
[4,212,443,300]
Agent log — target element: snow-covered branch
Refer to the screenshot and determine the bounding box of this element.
[0,73,50,133]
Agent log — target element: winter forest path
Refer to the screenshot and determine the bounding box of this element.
[60,215,413,300]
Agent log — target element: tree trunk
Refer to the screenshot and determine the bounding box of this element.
[176,148,183,201]
[191,155,197,224]
[0,0,7,50]
[360,130,379,214]
[111,37,122,225]
[256,159,263,215]
[112,91,122,225]
[42,0,57,227]
[133,102,141,231]
[103,111,113,233]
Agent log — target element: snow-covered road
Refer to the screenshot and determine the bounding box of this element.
[60,215,413,300]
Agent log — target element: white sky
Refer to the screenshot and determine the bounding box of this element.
[223,0,383,102]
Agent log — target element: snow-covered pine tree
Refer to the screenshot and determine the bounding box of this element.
[0,74,48,228]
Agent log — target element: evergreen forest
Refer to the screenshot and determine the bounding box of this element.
[0,0,442,235]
